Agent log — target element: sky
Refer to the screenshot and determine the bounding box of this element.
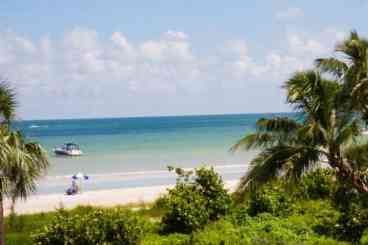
[0,0,367,120]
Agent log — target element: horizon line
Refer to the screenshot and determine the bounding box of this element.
[16,111,294,122]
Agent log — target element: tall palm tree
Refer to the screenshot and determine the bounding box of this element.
[0,81,16,124]
[232,70,368,196]
[316,31,368,120]
[0,82,49,245]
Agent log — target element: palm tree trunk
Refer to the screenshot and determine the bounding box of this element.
[328,153,368,193]
[350,172,368,193]
[335,158,368,193]
[0,195,5,245]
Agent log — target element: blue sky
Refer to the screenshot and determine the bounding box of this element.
[0,0,367,119]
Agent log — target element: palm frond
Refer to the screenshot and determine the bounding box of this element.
[315,58,348,78]
[235,145,321,195]
[256,117,301,133]
[230,132,274,152]
[285,70,341,128]
[336,31,368,67]
[236,147,285,194]
[0,127,49,200]
[0,81,16,124]
[335,116,362,146]
[231,117,301,152]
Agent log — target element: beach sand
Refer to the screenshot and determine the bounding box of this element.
[5,180,239,215]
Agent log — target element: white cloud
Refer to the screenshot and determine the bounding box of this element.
[0,27,348,118]
[214,29,347,84]
[262,29,346,81]
[111,32,130,50]
[140,31,193,63]
[220,40,265,80]
[162,30,188,41]
[287,33,325,56]
[275,7,304,21]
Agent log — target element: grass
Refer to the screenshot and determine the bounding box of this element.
[5,202,161,244]
[5,212,56,244]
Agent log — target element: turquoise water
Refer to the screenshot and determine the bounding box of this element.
[14,113,291,194]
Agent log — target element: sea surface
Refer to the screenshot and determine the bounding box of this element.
[14,113,291,194]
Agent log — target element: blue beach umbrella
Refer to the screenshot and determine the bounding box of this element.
[72,172,89,180]
[71,172,89,193]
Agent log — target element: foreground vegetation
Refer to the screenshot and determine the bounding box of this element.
[4,167,368,244]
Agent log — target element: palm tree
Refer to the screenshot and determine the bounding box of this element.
[0,82,49,245]
[0,81,16,124]
[316,31,368,121]
[232,70,368,196]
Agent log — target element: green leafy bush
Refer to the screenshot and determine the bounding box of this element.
[329,184,368,242]
[299,169,337,199]
[333,206,368,242]
[227,205,250,226]
[361,228,368,244]
[194,167,232,220]
[32,208,147,245]
[191,214,346,245]
[161,166,232,233]
[247,184,292,216]
[142,233,190,245]
[161,183,210,234]
[191,219,251,245]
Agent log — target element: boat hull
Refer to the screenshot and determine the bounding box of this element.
[54,149,83,156]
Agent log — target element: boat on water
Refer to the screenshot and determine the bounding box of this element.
[54,143,83,156]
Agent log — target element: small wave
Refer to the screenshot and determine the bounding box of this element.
[41,164,248,181]
[29,124,48,129]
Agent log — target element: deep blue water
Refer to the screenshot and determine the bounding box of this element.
[15,113,292,138]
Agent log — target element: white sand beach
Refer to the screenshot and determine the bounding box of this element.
[5,180,239,215]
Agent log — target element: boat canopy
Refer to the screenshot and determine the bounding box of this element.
[64,143,80,150]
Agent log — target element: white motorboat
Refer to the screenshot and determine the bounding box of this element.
[54,143,83,156]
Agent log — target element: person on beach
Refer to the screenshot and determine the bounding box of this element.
[66,180,79,195]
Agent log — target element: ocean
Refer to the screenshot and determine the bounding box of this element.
[14,113,291,195]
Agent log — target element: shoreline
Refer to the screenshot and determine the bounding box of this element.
[5,180,239,215]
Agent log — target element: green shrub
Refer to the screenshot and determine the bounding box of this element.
[311,208,340,237]
[227,205,251,226]
[299,169,337,199]
[361,228,368,244]
[247,184,292,216]
[153,195,169,210]
[191,219,251,245]
[161,183,210,234]
[328,183,368,242]
[191,215,346,245]
[142,233,190,245]
[333,206,368,243]
[161,166,232,233]
[32,208,147,245]
[194,167,232,220]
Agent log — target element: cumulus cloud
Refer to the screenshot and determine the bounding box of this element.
[256,29,345,81]
[0,28,201,95]
[214,29,345,84]
[275,7,304,21]
[0,27,348,118]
